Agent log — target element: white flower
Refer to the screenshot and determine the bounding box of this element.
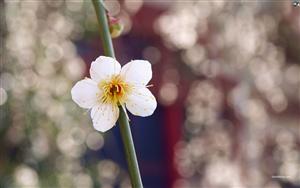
[71,56,157,132]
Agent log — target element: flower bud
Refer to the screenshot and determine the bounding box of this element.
[107,14,123,38]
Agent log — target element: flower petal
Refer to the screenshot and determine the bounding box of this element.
[90,104,119,132]
[90,56,121,83]
[71,78,98,109]
[121,60,152,86]
[125,87,157,117]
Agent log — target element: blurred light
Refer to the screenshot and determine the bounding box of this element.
[246,140,262,160]
[173,179,190,188]
[105,0,121,16]
[0,72,14,90]
[47,102,66,121]
[31,129,50,160]
[46,0,63,8]
[155,10,198,49]
[0,88,8,106]
[85,13,99,32]
[267,89,288,112]
[175,152,195,178]
[56,127,86,158]
[285,65,300,85]
[205,160,243,187]
[254,70,275,93]
[98,160,120,184]
[159,82,178,106]
[279,161,300,182]
[70,24,85,40]
[47,12,74,37]
[6,113,26,145]
[63,57,86,80]
[54,80,69,97]
[14,165,39,187]
[142,46,161,64]
[155,2,300,188]
[242,99,267,125]
[32,90,52,112]
[66,0,83,12]
[45,43,64,63]
[20,69,38,89]
[62,41,77,58]
[212,130,231,156]
[73,173,93,188]
[18,49,36,68]
[200,60,220,78]
[58,173,73,188]
[181,44,220,77]
[246,168,264,186]
[124,0,143,15]
[276,131,295,150]
[86,132,104,151]
[3,1,300,187]
[120,177,131,188]
[70,127,86,145]
[40,30,58,47]
[163,69,180,84]
[186,81,222,126]
[182,44,206,66]
[5,0,20,3]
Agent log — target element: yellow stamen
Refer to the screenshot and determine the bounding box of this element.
[98,75,132,105]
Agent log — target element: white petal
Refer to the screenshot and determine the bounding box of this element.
[121,60,152,86]
[90,104,119,132]
[125,87,157,117]
[90,56,121,83]
[71,78,98,109]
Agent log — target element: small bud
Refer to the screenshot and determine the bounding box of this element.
[107,14,123,38]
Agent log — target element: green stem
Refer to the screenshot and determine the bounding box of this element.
[91,1,143,187]
[92,0,115,57]
[119,106,143,188]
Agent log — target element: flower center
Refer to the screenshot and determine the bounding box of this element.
[98,75,131,105]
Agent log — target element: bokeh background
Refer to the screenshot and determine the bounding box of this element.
[0,0,300,188]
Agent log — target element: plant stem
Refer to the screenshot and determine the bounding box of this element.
[119,106,143,188]
[91,1,143,187]
[92,0,115,57]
